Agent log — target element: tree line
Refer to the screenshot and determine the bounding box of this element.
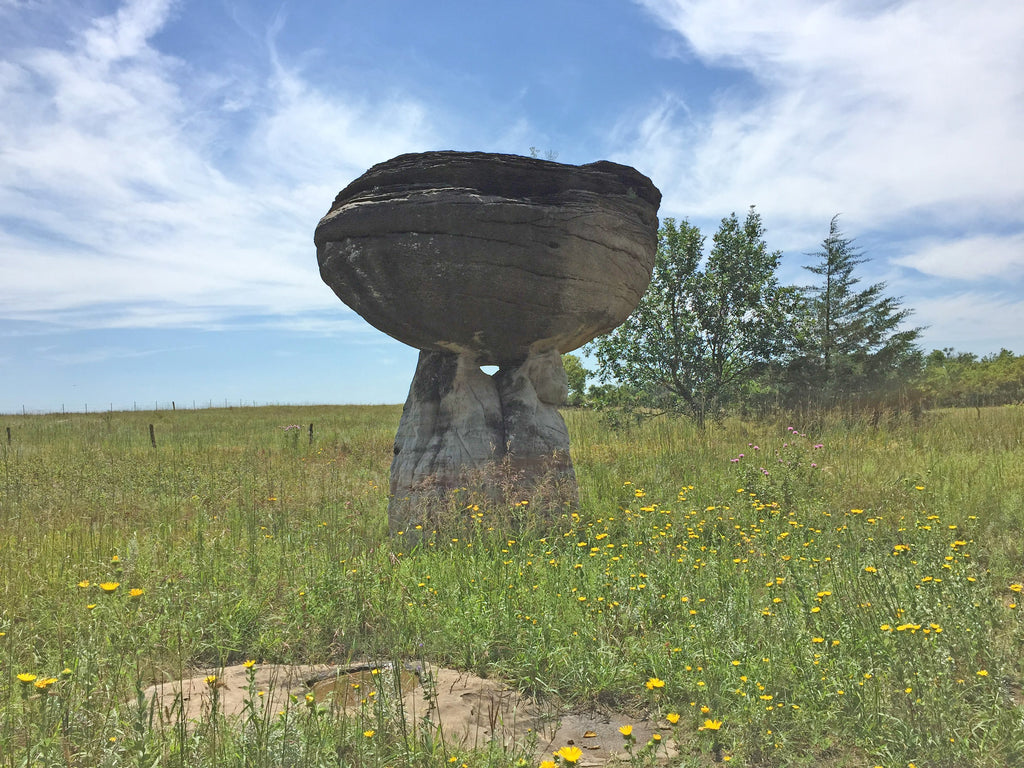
[919,348,1024,410]
[563,208,1022,424]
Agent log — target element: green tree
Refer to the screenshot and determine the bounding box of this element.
[920,348,977,407]
[784,215,923,407]
[561,353,589,406]
[981,349,1024,405]
[922,347,1024,409]
[588,207,797,426]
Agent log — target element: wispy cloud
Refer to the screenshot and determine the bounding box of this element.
[40,344,190,366]
[913,291,1024,352]
[0,0,436,330]
[894,234,1024,281]
[626,0,1024,235]
[612,0,1024,353]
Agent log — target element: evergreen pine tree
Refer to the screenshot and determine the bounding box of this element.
[787,215,923,407]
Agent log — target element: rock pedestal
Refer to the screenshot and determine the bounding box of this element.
[315,151,660,531]
[388,348,574,533]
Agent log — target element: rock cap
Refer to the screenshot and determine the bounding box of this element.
[316,151,661,364]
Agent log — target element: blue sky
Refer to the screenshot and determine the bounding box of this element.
[2,0,1023,413]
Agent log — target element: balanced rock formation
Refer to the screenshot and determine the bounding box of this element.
[315,151,660,532]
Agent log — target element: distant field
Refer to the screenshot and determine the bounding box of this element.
[1,404,1022,767]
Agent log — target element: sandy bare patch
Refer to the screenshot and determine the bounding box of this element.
[142,662,678,765]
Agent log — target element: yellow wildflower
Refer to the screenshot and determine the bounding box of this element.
[555,745,582,764]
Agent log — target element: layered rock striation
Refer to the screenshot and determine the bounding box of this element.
[315,151,660,532]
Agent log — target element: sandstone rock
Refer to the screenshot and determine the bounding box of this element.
[493,349,575,487]
[316,152,661,531]
[388,349,576,534]
[315,151,661,365]
[143,661,678,764]
[388,350,504,533]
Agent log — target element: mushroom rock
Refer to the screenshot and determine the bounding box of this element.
[315,151,661,532]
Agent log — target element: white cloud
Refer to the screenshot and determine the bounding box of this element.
[895,234,1024,280]
[913,291,1024,352]
[0,0,437,330]
[626,0,1024,231]
[82,0,177,64]
[40,344,184,366]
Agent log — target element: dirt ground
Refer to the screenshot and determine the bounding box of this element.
[142,661,679,765]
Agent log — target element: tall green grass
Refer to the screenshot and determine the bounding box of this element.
[1,404,1021,766]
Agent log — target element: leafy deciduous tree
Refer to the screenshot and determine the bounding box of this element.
[561,353,588,406]
[588,207,797,426]
[921,347,1024,409]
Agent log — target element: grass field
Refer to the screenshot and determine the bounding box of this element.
[1,404,1022,767]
